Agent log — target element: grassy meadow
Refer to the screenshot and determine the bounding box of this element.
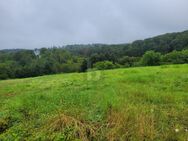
[0,64,188,140]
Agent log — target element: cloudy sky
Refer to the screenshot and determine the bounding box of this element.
[0,0,188,49]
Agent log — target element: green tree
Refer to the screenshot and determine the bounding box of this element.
[0,63,11,79]
[80,59,88,72]
[163,49,188,64]
[93,61,119,70]
[141,51,162,66]
[118,56,140,67]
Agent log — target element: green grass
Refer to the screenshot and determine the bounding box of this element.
[0,64,188,141]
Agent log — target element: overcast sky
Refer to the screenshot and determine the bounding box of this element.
[0,0,188,49]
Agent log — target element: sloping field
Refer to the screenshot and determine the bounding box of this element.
[0,64,188,140]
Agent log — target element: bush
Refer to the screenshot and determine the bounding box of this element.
[0,63,12,80]
[162,49,188,64]
[118,56,140,67]
[141,51,162,66]
[61,63,81,73]
[93,61,118,70]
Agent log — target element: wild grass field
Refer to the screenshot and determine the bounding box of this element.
[0,64,188,141]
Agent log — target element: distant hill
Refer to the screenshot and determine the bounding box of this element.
[1,30,188,57]
[0,30,188,80]
[0,49,29,53]
[64,30,188,57]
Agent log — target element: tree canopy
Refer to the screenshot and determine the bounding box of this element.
[0,30,188,79]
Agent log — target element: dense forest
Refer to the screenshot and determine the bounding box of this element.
[0,30,188,80]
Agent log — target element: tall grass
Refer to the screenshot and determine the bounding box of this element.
[0,64,188,140]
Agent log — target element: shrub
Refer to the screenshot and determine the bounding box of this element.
[162,49,188,64]
[141,51,162,66]
[0,63,11,80]
[93,61,118,70]
[118,56,140,67]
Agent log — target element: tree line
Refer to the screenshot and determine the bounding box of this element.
[0,30,188,80]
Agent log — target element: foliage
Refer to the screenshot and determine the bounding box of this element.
[93,61,118,70]
[0,48,83,79]
[141,51,162,66]
[163,49,188,64]
[0,30,188,79]
[118,56,140,67]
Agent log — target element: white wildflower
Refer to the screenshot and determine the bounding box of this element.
[175,128,179,133]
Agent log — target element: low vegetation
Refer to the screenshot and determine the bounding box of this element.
[0,64,188,140]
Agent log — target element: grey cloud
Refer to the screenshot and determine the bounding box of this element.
[0,0,188,49]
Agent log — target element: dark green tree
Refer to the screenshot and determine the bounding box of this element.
[141,51,162,66]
